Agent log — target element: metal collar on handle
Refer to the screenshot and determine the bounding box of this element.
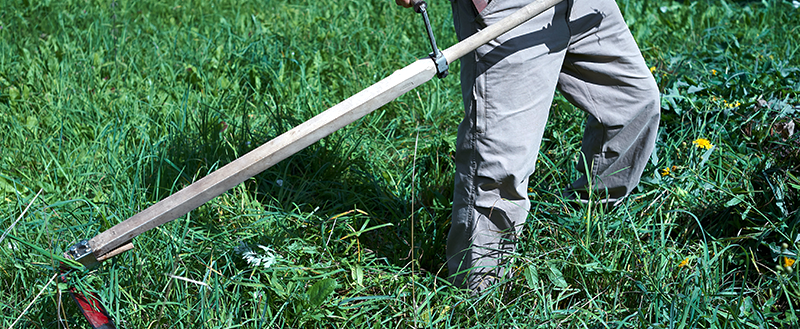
[414,1,448,79]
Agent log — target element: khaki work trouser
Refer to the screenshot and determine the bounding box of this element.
[447,0,660,291]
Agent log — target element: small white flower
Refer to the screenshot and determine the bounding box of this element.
[237,243,282,269]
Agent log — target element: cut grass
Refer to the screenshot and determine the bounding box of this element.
[1,0,799,328]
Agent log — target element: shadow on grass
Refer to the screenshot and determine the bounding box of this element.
[138,83,453,278]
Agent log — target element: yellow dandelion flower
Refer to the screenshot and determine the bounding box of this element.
[678,257,689,268]
[650,66,656,73]
[785,257,796,268]
[660,167,670,176]
[711,69,717,76]
[692,138,714,150]
[527,187,534,193]
[440,305,451,317]
[725,101,741,109]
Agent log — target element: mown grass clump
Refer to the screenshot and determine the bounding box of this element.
[1,0,798,327]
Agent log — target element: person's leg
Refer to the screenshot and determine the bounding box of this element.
[557,0,660,203]
[448,0,570,291]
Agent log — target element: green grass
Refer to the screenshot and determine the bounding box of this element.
[1,0,799,327]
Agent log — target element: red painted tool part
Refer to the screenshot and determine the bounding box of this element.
[61,274,116,329]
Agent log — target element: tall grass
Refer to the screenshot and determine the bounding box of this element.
[1,0,798,327]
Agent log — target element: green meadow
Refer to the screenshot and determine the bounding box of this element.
[1,0,799,327]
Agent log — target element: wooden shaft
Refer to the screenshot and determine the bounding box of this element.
[96,242,134,262]
[86,0,562,261]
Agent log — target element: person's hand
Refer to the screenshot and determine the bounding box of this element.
[395,0,416,8]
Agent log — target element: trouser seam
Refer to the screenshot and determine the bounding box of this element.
[467,43,483,244]
[467,124,478,245]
